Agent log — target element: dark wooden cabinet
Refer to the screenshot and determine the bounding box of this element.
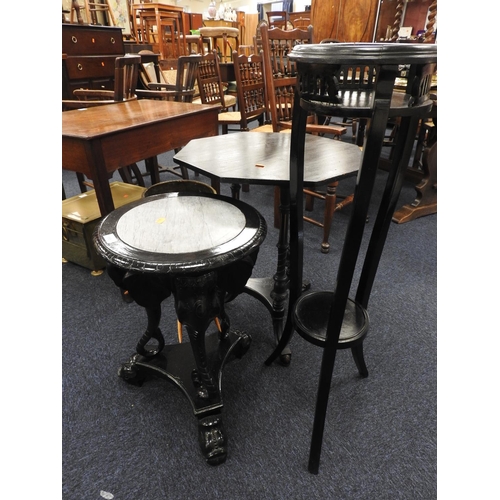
[62,23,125,98]
[310,0,377,43]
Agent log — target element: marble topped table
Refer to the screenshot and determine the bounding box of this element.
[94,192,267,465]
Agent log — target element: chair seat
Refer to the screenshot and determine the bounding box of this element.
[199,27,240,37]
[293,291,369,348]
[250,124,279,133]
[194,93,237,110]
[223,94,237,108]
[217,111,242,123]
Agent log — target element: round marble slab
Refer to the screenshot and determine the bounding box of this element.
[93,192,267,274]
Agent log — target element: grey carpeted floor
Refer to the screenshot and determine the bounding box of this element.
[62,136,436,499]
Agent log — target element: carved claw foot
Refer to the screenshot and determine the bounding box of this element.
[118,354,146,386]
[198,414,227,465]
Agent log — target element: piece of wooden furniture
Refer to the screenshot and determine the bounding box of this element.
[62,23,126,99]
[259,25,350,253]
[319,38,378,146]
[62,23,146,191]
[214,51,267,134]
[260,26,345,138]
[392,139,437,223]
[264,42,437,474]
[288,11,310,26]
[62,99,220,217]
[70,0,116,25]
[199,26,240,63]
[290,17,311,30]
[135,54,202,102]
[62,54,143,192]
[195,50,237,112]
[136,49,167,88]
[266,11,288,29]
[94,191,266,465]
[374,0,437,43]
[135,54,204,181]
[131,2,186,60]
[173,132,361,365]
[386,78,437,223]
[182,12,203,34]
[62,54,140,109]
[310,0,377,42]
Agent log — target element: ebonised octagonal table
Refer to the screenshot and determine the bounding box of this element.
[174,132,362,364]
[93,192,267,465]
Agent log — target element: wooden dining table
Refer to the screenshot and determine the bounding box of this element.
[62,99,220,217]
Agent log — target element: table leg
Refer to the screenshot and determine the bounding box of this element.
[245,186,291,365]
[145,156,161,185]
[87,140,116,216]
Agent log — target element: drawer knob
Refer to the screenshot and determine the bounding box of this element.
[71,36,77,43]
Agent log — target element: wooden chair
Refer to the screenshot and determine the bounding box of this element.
[62,54,140,110]
[253,19,267,54]
[137,50,169,89]
[258,25,350,253]
[266,11,288,29]
[318,39,377,145]
[215,51,268,135]
[291,17,311,30]
[135,54,202,103]
[194,50,237,112]
[193,51,268,197]
[133,54,203,181]
[260,26,346,137]
[62,54,143,191]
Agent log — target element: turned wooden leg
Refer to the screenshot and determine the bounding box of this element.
[321,182,338,254]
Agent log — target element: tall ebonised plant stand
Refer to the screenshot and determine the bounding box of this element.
[264,43,437,474]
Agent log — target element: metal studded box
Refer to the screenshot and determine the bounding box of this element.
[62,182,146,273]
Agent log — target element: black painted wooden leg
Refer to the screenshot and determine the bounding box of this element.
[351,344,368,378]
[173,271,229,464]
[136,306,165,358]
[271,186,293,365]
[117,305,166,384]
[230,183,241,199]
